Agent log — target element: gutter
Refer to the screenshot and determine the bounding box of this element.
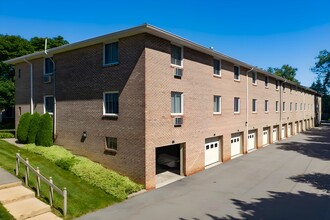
[23,59,33,114]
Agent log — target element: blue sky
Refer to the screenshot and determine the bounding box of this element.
[1,0,329,87]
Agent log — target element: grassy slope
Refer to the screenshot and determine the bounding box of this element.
[0,203,14,220]
[0,140,120,219]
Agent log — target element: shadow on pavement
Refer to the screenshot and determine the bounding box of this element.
[289,173,330,193]
[277,124,330,160]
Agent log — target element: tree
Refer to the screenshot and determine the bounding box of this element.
[17,112,31,143]
[310,79,327,95]
[267,65,300,84]
[30,36,69,52]
[35,113,53,147]
[0,79,14,110]
[311,50,330,90]
[27,112,41,144]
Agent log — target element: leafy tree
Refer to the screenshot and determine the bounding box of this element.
[30,36,69,52]
[17,112,31,143]
[267,65,300,84]
[36,113,53,147]
[310,79,327,95]
[0,79,14,110]
[311,50,330,89]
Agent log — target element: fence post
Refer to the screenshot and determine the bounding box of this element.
[15,153,20,176]
[36,167,41,197]
[25,158,29,186]
[49,177,54,206]
[63,187,67,216]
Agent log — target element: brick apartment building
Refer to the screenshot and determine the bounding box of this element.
[5,24,322,189]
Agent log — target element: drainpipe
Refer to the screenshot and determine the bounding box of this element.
[246,67,254,152]
[280,80,286,139]
[44,41,57,138]
[23,59,33,114]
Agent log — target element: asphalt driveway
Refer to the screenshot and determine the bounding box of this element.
[77,124,330,220]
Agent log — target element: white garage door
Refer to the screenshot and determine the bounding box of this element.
[288,124,292,137]
[272,127,278,142]
[299,121,302,132]
[205,138,220,166]
[247,130,256,151]
[263,129,269,145]
[295,122,298,134]
[281,126,286,139]
[231,133,242,157]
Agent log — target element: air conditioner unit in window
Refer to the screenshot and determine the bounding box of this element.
[174,67,183,78]
[43,75,52,83]
[174,117,183,126]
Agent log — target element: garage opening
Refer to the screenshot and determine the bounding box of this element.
[288,123,292,137]
[272,126,279,143]
[299,120,303,132]
[231,132,243,158]
[247,130,257,151]
[281,124,287,139]
[205,136,222,167]
[156,143,184,188]
[263,127,270,146]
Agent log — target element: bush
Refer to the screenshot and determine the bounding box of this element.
[35,113,53,147]
[24,144,143,200]
[0,132,15,139]
[17,112,31,143]
[27,112,41,144]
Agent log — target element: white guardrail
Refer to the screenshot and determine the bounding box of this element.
[15,152,67,216]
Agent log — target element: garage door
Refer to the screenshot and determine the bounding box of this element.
[281,126,286,139]
[288,124,292,137]
[231,133,242,157]
[205,137,220,166]
[247,130,256,151]
[272,127,278,142]
[263,128,269,145]
[295,122,298,134]
[299,121,303,132]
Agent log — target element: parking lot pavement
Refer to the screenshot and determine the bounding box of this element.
[77,124,330,220]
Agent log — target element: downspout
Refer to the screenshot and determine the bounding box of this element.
[23,59,33,114]
[280,80,286,139]
[44,42,57,138]
[246,67,254,152]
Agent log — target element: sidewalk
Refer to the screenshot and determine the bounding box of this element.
[0,167,20,188]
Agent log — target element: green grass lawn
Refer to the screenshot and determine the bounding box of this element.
[0,140,120,219]
[0,203,14,220]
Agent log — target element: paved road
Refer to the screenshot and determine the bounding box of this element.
[77,124,330,220]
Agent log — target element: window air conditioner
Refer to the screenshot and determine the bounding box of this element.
[174,117,183,126]
[43,75,52,83]
[174,67,183,78]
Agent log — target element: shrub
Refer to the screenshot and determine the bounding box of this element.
[35,113,53,147]
[0,132,15,139]
[27,112,41,144]
[55,157,79,170]
[17,112,31,143]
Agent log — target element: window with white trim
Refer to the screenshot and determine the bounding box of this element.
[171,45,182,66]
[283,102,286,112]
[290,102,292,112]
[234,97,240,113]
[104,42,119,65]
[234,66,240,80]
[295,103,298,111]
[103,92,119,115]
[171,92,183,115]
[252,72,257,84]
[300,103,303,111]
[276,101,279,112]
[276,80,279,90]
[105,137,117,151]
[213,59,221,76]
[214,96,221,113]
[265,100,269,112]
[44,58,54,75]
[44,96,54,115]
[252,99,257,112]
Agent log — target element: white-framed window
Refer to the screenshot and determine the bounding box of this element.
[304,103,306,111]
[104,42,119,65]
[103,91,119,116]
[234,97,240,113]
[171,92,183,115]
[276,80,279,90]
[44,95,54,115]
[171,45,183,67]
[290,102,292,112]
[265,100,269,112]
[213,59,221,76]
[252,72,257,85]
[300,103,303,111]
[283,102,286,112]
[234,65,240,80]
[252,99,257,113]
[295,103,298,111]
[44,57,54,75]
[105,137,117,151]
[276,101,279,112]
[265,76,269,87]
[214,96,221,113]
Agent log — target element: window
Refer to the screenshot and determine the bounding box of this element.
[290,102,292,112]
[104,42,119,65]
[213,59,221,76]
[214,96,221,113]
[44,58,54,75]
[276,80,279,90]
[265,76,269,87]
[171,45,182,66]
[234,66,240,80]
[300,103,303,111]
[283,83,286,92]
[252,99,257,112]
[276,101,279,112]
[234,97,240,113]
[103,92,119,115]
[283,102,286,112]
[44,96,54,115]
[295,103,298,111]
[265,100,269,112]
[105,137,117,151]
[171,92,183,115]
[304,103,306,111]
[252,72,257,84]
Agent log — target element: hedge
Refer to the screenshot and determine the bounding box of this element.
[0,132,15,139]
[17,112,31,143]
[27,112,41,144]
[35,113,53,147]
